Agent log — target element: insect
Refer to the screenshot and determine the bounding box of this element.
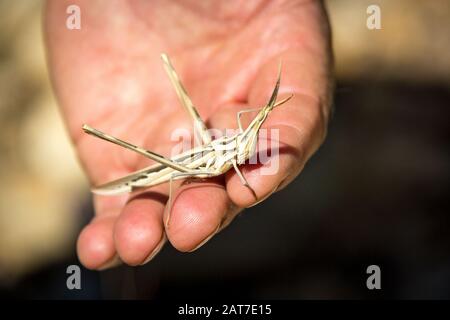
[82,54,292,201]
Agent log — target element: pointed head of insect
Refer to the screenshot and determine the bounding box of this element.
[236,93,293,164]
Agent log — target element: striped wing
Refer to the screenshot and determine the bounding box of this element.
[92,145,213,195]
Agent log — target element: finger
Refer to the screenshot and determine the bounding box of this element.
[114,188,167,265]
[77,194,127,270]
[164,177,239,252]
[224,49,330,207]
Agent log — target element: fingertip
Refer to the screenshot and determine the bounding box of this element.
[166,182,228,252]
[114,195,165,266]
[77,215,118,270]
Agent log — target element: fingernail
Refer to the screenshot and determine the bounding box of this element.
[275,176,288,192]
[248,175,289,208]
[98,254,122,271]
[141,234,167,265]
[246,184,278,208]
[188,223,221,252]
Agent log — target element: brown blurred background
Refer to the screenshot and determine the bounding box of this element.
[0,0,449,299]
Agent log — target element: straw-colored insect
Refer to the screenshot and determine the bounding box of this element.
[82,54,292,201]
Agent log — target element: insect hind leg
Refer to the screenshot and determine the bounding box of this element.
[82,124,191,173]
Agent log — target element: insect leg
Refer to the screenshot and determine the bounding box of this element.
[161,54,212,145]
[231,160,257,200]
[236,95,294,132]
[237,108,262,133]
[82,124,191,173]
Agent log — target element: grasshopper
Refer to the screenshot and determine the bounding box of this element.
[82,54,292,200]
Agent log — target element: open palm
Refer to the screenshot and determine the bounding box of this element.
[45,0,332,269]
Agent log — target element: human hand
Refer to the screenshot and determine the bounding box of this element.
[45,0,332,269]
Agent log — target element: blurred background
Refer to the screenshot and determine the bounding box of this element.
[0,0,449,299]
